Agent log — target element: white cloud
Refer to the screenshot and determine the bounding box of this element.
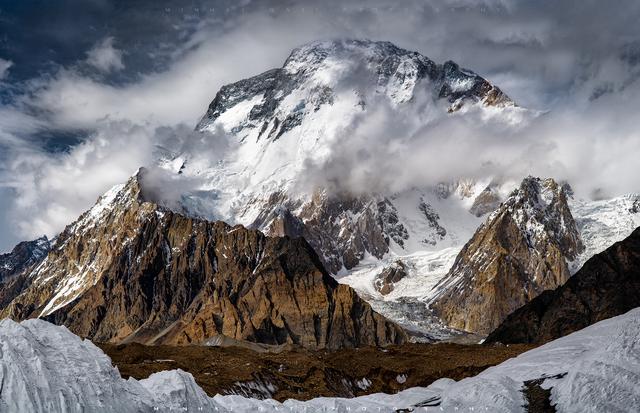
[1,119,230,243]
[3,121,171,240]
[86,37,125,73]
[296,93,640,201]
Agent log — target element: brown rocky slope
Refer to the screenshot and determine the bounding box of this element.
[486,226,640,344]
[430,177,584,334]
[1,169,406,349]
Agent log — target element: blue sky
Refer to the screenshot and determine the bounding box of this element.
[1,0,639,250]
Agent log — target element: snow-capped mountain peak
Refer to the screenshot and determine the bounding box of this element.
[155,39,521,276]
[197,39,513,135]
[3,172,149,318]
[189,39,516,212]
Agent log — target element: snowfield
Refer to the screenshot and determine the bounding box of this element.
[569,194,640,273]
[337,247,463,340]
[1,308,640,412]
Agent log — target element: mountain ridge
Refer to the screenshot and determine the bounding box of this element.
[2,39,638,345]
[429,177,584,334]
[0,170,406,349]
[196,39,513,132]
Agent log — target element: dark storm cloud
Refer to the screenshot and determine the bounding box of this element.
[0,0,639,249]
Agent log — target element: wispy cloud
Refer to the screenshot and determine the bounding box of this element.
[85,37,124,73]
[0,58,12,80]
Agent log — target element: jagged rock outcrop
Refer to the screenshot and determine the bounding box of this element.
[469,184,502,217]
[374,261,408,295]
[1,171,405,349]
[486,227,640,344]
[251,191,409,273]
[429,177,584,334]
[418,199,447,245]
[0,236,49,283]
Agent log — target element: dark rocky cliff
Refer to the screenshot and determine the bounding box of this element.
[487,227,640,344]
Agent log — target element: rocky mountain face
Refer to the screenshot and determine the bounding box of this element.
[0,236,49,283]
[0,237,50,311]
[469,183,503,217]
[250,191,415,273]
[249,182,498,274]
[1,170,406,349]
[486,226,640,344]
[429,177,584,334]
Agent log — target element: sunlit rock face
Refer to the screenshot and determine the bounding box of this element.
[430,177,584,334]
